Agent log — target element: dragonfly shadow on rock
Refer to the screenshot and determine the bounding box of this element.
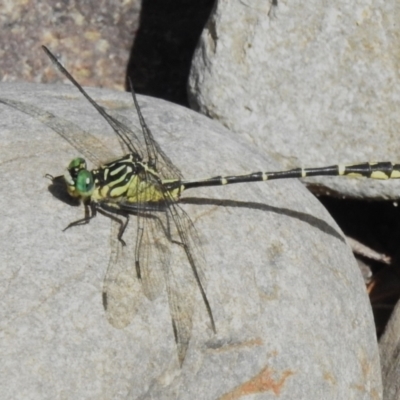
[45,174,81,207]
[181,196,346,244]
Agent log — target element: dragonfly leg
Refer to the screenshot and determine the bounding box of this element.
[97,207,130,246]
[63,202,96,231]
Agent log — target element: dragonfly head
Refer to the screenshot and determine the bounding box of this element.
[64,157,94,199]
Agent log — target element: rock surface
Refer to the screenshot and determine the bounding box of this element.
[188,0,400,199]
[380,301,400,400]
[0,0,141,90]
[0,82,381,399]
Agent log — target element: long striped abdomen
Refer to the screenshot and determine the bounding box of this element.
[180,161,400,191]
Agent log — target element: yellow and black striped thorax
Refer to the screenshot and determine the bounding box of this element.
[91,154,172,204]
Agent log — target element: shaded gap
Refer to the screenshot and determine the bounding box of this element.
[126,0,215,106]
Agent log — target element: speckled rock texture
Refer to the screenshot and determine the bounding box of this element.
[380,301,400,400]
[0,0,141,90]
[189,0,400,199]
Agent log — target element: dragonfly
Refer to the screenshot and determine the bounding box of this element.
[3,46,400,365]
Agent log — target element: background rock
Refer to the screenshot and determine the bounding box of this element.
[189,0,400,199]
[0,0,214,106]
[380,301,400,400]
[0,0,141,90]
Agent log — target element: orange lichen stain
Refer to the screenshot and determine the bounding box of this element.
[370,388,381,400]
[323,371,336,385]
[227,337,264,350]
[219,366,294,399]
[360,353,372,380]
[349,349,379,397]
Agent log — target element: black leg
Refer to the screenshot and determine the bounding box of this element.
[63,202,96,231]
[97,207,130,246]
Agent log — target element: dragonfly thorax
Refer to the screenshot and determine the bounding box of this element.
[86,154,163,203]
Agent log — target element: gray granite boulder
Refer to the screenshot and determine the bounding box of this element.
[0,83,381,399]
[189,0,400,199]
[380,301,400,400]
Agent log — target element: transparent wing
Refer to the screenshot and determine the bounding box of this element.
[0,98,116,165]
[128,87,183,181]
[102,176,169,328]
[165,241,195,366]
[139,196,198,365]
[135,212,167,301]
[102,219,144,328]
[42,45,144,161]
[103,175,214,363]
[105,202,201,365]
[42,46,182,180]
[167,199,216,329]
[164,199,216,365]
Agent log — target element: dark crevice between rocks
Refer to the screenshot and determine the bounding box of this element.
[126,0,215,107]
[317,195,400,337]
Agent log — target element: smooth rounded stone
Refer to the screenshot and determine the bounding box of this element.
[379,301,400,400]
[188,0,400,200]
[0,82,381,399]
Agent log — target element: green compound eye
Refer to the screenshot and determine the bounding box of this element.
[68,157,86,171]
[64,157,89,191]
[75,169,94,197]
